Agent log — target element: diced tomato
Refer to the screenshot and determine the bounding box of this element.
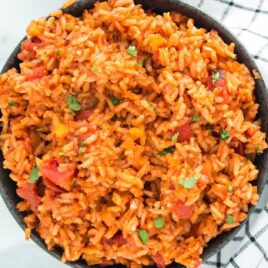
[148,229,157,237]
[17,182,41,212]
[214,87,230,104]
[23,138,32,151]
[25,66,47,81]
[214,73,226,89]
[206,76,214,91]
[80,127,94,141]
[79,210,86,218]
[175,123,192,142]
[18,52,26,60]
[31,37,43,45]
[74,110,91,121]
[125,236,139,249]
[112,232,127,247]
[207,70,227,92]
[23,37,45,51]
[153,50,160,61]
[42,177,65,194]
[207,70,226,91]
[207,70,231,104]
[173,201,194,219]
[20,38,46,61]
[23,39,35,51]
[40,159,75,191]
[152,253,165,268]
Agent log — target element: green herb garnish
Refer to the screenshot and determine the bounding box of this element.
[171,132,179,143]
[110,96,121,106]
[55,50,61,56]
[211,71,220,84]
[67,95,81,112]
[158,146,176,156]
[8,101,15,107]
[138,229,149,244]
[153,217,164,229]
[227,184,233,193]
[81,141,87,148]
[206,124,212,131]
[220,130,230,141]
[148,101,156,108]
[127,45,137,57]
[29,165,39,183]
[92,67,98,73]
[192,115,200,122]
[137,60,146,67]
[226,215,235,224]
[179,177,197,189]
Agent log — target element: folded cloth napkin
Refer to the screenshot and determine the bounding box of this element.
[179,0,268,267]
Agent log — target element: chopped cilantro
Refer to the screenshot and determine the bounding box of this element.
[110,96,121,106]
[158,146,176,156]
[127,45,137,57]
[8,101,15,107]
[138,229,149,244]
[192,115,200,122]
[220,130,230,141]
[153,217,164,229]
[55,50,61,56]
[179,177,197,189]
[171,132,179,143]
[226,215,235,224]
[67,95,81,112]
[29,165,39,183]
[211,71,220,84]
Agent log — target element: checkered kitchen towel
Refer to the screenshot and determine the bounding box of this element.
[179,0,268,267]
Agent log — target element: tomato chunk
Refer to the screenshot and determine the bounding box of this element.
[23,37,45,51]
[23,137,32,151]
[207,70,226,91]
[17,182,41,212]
[40,159,75,191]
[23,39,35,51]
[42,177,65,194]
[152,253,165,268]
[74,110,91,121]
[25,66,47,81]
[175,123,192,142]
[80,127,94,141]
[214,87,230,104]
[207,70,230,103]
[173,201,194,219]
[153,50,160,61]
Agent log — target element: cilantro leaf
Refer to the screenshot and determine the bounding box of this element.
[179,177,197,189]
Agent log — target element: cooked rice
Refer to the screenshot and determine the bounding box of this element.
[0,1,267,267]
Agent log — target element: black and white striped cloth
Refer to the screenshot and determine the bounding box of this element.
[179,0,268,267]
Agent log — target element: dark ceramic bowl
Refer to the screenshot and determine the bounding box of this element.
[1,0,268,267]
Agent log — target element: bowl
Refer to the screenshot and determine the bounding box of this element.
[1,0,268,267]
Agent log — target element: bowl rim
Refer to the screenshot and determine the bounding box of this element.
[1,0,268,267]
